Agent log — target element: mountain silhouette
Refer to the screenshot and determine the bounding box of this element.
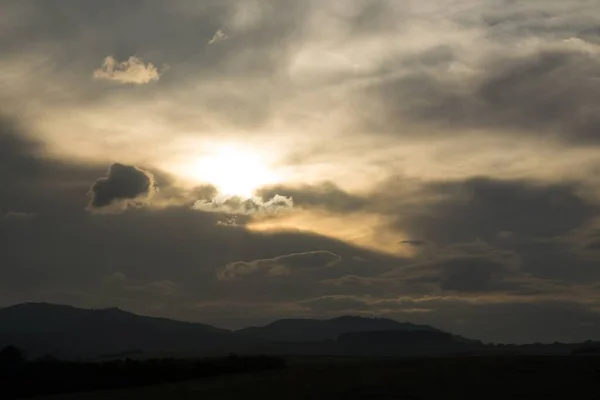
[3,303,591,359]
[0,303,253,359]
[0,304,452,359]
[338,330,483,356]
[236,315,439,342]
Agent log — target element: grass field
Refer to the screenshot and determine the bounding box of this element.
[43,356,600,399]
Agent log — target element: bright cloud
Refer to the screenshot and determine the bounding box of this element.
[93,56,162,84]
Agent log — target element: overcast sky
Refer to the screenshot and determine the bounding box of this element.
[2,0,600,343]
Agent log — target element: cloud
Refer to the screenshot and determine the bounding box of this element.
[126,280,180,296]
[584,241,600,251]
[193,194,293,215]
[258,182,367,213]
[1,212,35,220]
[3,0,600,343]
[420,257,519,294]
[400,240,429,247]
[208,29,228,44]
[0,115,103,214]
[88,163,157,212]
[299,295,370,313]
[376,240,526,294]
[103,273,179,296]
[362,37,600,144]
[218,250,341,281]
[393,177,598,246]
[93,56,162,84]
[103,272,127,285]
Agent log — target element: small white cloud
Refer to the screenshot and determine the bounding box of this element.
[193,194,293,215]
[2,211,35,220]
[208,29,228,44]
[93,56,162,84]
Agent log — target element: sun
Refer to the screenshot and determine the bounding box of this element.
[185,145,279,198]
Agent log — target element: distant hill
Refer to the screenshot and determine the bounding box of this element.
[3,303,593,359]
[236,315,439,342]
[0,303,254,359]
[338,330,483,356]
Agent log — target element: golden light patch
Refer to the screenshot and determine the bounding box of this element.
[247,209,416,257]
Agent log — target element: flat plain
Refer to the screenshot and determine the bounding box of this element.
[44,356,600,400]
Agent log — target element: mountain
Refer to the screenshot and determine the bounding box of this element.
[0,303,257,359]
[0,305,457,359]
[236,315,439,342]
[3,303,595,359]
[338,330,484,356]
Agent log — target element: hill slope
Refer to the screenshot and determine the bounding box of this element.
[0,303,480,359]
[0,303,250,359]
[236,315,439,342]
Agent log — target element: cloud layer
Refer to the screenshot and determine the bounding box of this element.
[1,0,600,343]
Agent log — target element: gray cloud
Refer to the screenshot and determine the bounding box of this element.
[218,250,341,281]
[88,163,157,212]
[259,177,598,253]
[299,295,370,313]
[125,280,180,296]
[584,241,600,251]
[2,1,600,343]
[363,37,600,144]
[1,212,35,220]
[395,177,597,245]
[0,116,103,214]
[409,256,520,294]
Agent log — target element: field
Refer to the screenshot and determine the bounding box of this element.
[44,356,600,399]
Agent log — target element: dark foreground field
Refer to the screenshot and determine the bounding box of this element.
[44,356,600,400]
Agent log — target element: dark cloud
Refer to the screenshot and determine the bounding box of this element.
[299,295,370,313]
[381,178,599,283]
[584,241,600,251]
[417,257,518,293]
[259,178,597,251]
[479,2,600,40]
[0,116,103,214]
[249,177,600,287]
[0,117,47,190]
[88,163,157,212]
[413,257,504,292]
[363,38,600,143]
[376,240,528,295]
[397,177,597,245]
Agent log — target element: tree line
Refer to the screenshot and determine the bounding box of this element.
[0,345,285,398]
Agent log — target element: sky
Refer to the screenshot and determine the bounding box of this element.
[1,0,600,343]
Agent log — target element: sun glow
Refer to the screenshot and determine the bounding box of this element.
[185,145,279,198]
